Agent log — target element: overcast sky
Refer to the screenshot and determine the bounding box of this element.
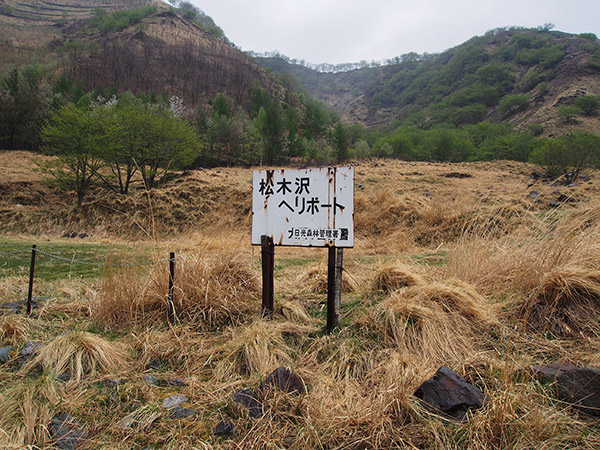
[188,0,600,65]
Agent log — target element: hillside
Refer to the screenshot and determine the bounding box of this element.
[256,28,600,135]
[0,0,284,108]
[3,153,600,448]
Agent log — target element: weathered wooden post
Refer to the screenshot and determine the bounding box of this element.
[167,252,175,324]
[326,246,336,331]
[333,247,344,329]
[261,235,275,315]
[26,244,37,316]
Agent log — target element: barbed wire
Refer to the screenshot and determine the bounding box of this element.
[0,249,31,256]
[0,247,173,267]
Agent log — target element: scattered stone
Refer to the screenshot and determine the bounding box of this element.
[162,395,188,409]
[441,172,472,179]
[169,406,198,419]
[233,389,263,419]
[50,413,84,450]
[78,233,88,239]
[567,183,577,188]
[0,346,14,363]
[57,373,72,383]
[556,367,600,416]
[103,378,122,388]
[259,367,304,396]
[147,358,162,370]
[214,420,234,435]
[168,377,188,387]
[529,191,539,199]
[19,342,43,364]
[530,362,578,384]
[69,232,78,238]
[549,201,560,208]
[1,301,22,313]
[423,190,432,197]
[558,194,575,203]
[145,375,159,386]
[413,366,489,422]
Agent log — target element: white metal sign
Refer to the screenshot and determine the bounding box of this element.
[252,167,354,247]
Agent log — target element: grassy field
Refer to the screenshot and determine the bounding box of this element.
[1,153,600,449]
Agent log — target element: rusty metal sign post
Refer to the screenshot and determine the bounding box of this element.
[252,167,354,331]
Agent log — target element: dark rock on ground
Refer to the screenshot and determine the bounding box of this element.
[1,301,22,313]
[529,191,539,199]
[259,367,304,396]
[144,375,159,386]
[556,366,600,416]
[549,201,560,208]
[57,373,72,383]
[162,395,188,409]
[103,378,122,388]
[442,172,472,179]
[169,406,198,419]
[18,342,43,364]
[168,377,188,386]
[215,420,234,435]
[0,346,14,364]
[50,413,84,450]
[558,194,575,203]
[530,362,578,384]
[147,358,162,370]
[414,366,489,422]
[233,389,263,419]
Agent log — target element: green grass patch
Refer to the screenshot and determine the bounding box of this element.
[410,250,449,266]
[0,240,154,280]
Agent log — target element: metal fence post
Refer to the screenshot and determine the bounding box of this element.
[26,245,37,316]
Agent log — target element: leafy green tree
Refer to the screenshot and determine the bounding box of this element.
[40,104,104,207]
[530,131,600,180]
[332,122,349,163]
[575,95,600,116]
[0,67,50,149]
[497,94,530,115]
[557,106,581,123]
[135,109,201,188]
[255,101,285,165]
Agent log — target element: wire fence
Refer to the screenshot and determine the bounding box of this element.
[0,247,173,267]
[1,244,177,322]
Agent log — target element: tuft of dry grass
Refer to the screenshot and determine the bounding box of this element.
[363,280,497,370]
[93,253,259,329]
[22,331,127,384]
[522,267,600,337]
[296,261,357,294]
[210,320,312,380]
[0,375,62,447]
[369,262,425,295]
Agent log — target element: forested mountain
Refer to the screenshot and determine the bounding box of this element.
[0,0,283,108]
[256,27,600,136]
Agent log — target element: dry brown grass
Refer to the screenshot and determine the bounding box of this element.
[210,319,313,381]
[0,375,62,447]
[363,280,498,371]
[369,262,425,295]
[296,261,358,294]
[523,267,600,337]
[3,159,600,449]
[92,252,259,329]
[22,331,128,384]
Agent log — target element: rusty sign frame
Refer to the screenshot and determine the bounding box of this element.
[252,167,354,248]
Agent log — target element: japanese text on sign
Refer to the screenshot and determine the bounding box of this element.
[252,167,354,247]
